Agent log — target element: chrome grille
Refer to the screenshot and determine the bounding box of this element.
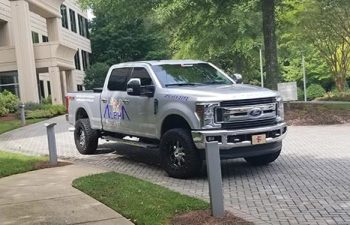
[222,118,277,130]
[220,97,276,107]
[216,97,278,130]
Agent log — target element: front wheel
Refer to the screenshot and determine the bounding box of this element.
[74,119,99,155]
[244,149,281,166]
[160,128,202,179]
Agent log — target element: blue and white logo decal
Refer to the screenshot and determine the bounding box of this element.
[104,98,130,121]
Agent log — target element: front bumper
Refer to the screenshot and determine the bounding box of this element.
[192,122,287,150]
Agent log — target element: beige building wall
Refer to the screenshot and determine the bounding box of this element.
[0,0,91,104]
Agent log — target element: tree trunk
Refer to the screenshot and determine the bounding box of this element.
[334,72,346,92]
[262,0,280,90]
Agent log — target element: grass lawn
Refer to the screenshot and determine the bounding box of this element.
[0,151,47,178]
[73,172,209,225]
[0,118,44,134]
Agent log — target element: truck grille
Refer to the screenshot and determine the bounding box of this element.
[222,118,277,130]
[220,97,276,107]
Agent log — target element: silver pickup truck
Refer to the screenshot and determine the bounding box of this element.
[66,60,287,178]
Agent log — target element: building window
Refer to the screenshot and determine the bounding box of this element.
[78,14,89,38]
[69,9,77,33]
[74,51,81,70]
[39,80,45,99]
[81,50,89,71]
[32,31,39,43]
[47,81,51,96]
[0,71,20,97]
[77,85,83,91]
[85,18,89,38]
[42,35,49,42]
[61,5,69,29]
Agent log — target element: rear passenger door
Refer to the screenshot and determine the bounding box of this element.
[101,67,132,133]
[123,67,157,138]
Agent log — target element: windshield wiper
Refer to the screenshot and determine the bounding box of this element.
[203,81,227,85]
[165,83,201,87]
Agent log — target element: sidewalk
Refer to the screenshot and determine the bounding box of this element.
[0,164,134,225]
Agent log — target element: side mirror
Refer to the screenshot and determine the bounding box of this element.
[232,73,243,84]
[127,78,141,96]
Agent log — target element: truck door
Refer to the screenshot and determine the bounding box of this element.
[123,67,157,138]
[100,67,132,133]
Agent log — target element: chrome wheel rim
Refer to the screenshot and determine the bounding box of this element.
[169,140,186,167]
[79,129,86,147]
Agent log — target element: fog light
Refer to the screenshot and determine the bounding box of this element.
[206,136,222,142]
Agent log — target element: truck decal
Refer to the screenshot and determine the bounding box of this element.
[103,98,130,121]
[164,95,189,101]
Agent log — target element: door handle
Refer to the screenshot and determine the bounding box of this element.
[122,99,129,104]
[101,98,107,103]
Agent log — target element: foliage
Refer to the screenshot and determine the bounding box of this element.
[0,151,46,178]
[42,96,52,105]
[80,0,350,95]
[25,104,66,119]
[84,62,109,89]
[307,84,326,101]
[317,90,350,102]
[73,172,208,225]
[0,91,19,117]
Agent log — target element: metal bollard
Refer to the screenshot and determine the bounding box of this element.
[45,123,58,166]
[205,141,225,217]
[19,103,26,126]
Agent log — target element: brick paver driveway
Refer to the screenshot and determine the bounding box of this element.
[0,116,349,225]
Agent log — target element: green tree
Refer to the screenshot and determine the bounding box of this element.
[262,0,280,90]
[84,62,109,89]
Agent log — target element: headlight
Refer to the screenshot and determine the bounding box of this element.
[276,96,284,122]
[195,103,220,129]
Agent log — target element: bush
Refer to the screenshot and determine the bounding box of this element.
[26,104,66,119]
[297,87,305,101]
[0,90,19,113]
[42,96,52,104]
[307,84,326,101]
[317,90,350,101]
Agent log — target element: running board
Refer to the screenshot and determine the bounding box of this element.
[102,136,159,149]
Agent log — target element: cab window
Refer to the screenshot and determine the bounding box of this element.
[107,68,131,91]
[130,67,153,86]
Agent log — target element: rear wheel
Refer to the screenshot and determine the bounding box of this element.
[244,149,281,166]
[160,128,202,179]
[74,119,99,155]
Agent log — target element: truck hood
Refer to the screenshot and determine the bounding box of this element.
[164,84,279,102]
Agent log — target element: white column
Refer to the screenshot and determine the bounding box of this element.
[49,66,63,105]
[60,71,67,102]
[11,0,39,103]
[46,17,62,42]
[66,70,77,92]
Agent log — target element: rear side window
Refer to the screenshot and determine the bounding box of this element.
[107,68,131,91]
[130,67,153,86]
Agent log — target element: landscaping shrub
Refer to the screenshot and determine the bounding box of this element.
[26,104,66,119]
[307,84,326,101]
[317,90,350,101]
[42,95,52,104]
[0,91,19,116]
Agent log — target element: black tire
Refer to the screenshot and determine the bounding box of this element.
[244,149,281,166]
[160,128,202,179]
[74,119,99,155]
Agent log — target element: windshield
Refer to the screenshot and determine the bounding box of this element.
[152,63,233,87]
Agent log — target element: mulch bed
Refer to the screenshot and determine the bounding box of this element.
[170,210,253,225]
[34,161,72,170]
[0,113,17,121]
[285,103,350,126]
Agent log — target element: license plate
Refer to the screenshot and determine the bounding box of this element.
[252,134,267,145]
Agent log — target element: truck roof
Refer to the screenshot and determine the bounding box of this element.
[114,60,206,67]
